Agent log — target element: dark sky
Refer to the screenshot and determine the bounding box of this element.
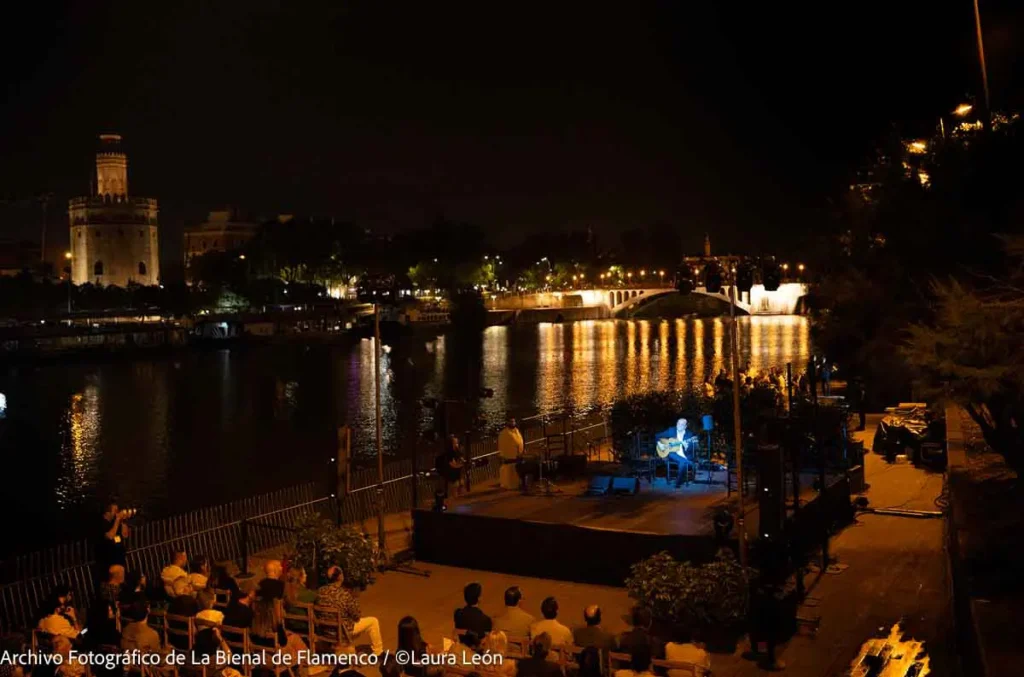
[2,0,1021,264]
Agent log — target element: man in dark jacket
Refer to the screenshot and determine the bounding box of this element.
[453,582,492,642]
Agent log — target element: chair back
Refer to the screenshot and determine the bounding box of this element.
[283,601,314,647]
[163,612,194,651]
[312,604,353,649]
[652,658,710,677]
[212,589,232,609]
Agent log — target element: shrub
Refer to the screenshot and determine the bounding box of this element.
[289,514,377,589]
[625,550,751,633]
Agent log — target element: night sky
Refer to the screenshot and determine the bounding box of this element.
[2,1,1021,266]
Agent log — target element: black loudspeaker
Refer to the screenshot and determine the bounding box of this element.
[735,262,754,293]
[762,261,781,292]
[612,477,641,495]
[757,443,785,541]
[586,475,613,496]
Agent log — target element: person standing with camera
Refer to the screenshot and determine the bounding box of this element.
[95,500,132,581]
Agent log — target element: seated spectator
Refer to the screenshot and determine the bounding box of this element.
[208,564,240,596]
[189,555,211,591]
[81,601,121,651]
[193,628,241,677]
[120,602,165,655]
[36,585,80,640]
[284,566,318,605]
[614,645,654,677]
[317,566,383,654]
[573,605,616,652]
[397,616,442,677]
[493,586,534,638]
[447,629,481,667]
[664,628,710,677]
[223,588,255,629]
[617,608,665,660]
[0,634,26,677]
[479,631,516,677]
[96,565,125,606]
[258,560,285,600]
[529,597,572,647]
[454,582,492,641]
[251,593,309,669]
[514,633,561,677]
[118,572,148,606]
[196,590,225,625]
[51,636,86,677]
[167,577,199,617]
[161,551,189,598]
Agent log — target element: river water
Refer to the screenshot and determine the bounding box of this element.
[0,316,809,554]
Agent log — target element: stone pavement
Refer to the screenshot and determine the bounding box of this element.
[345,414,953,676]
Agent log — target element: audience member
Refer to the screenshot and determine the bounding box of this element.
[188,555,211,590]
[316,566,383,654]
[222,588,256,629]
[193,627,241,677]
[160,551,189,598]
[573,605,616,652]
[613,645,654,677]
[196,590,225,625]
[664,628,710,677]
[454,582,492,641]
[479,631,516,677]
[447,629,481,667]
[208,564,240,596]
[617,608,665,660]
[251,594,309,668]
[81,601,121,651]
[0,635,26,677]
[576,647,603,677]
[167,577,199,617]
[493,587,534,638]
[118,571,148,606]
[397,616,441,677]
[514,633,561,677]
[529,597,572,647]
[120,602,164,655]
[96,565,125,606]
[284,566,318,605]
[36,585,80,640]
[258,560,286,600]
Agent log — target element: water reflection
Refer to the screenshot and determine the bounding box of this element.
[2,316,810,551]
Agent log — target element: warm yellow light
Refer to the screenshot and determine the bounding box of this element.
[798,263,805,272]
[658,270,664,276]
[238,254,246,260]
[954,103,973,117]
[907,140,927,154]
[546,275,552,282]
[627,272,633,278]
[640,269,646,276]
[782,263,789,271]
[64,251,73,260]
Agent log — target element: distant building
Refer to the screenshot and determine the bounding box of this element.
[68,134,160,287]
[183,208,259,267]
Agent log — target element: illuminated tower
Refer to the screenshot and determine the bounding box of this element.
[704,233,711,258]
[68,134,160,286]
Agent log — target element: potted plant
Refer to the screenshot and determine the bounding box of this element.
[289,514,377,589]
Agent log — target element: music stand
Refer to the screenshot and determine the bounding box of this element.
[530,442,562,496]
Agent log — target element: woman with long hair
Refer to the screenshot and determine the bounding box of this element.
[251,594,309,676]
[397,617,441,677]
[284,567,317,606]
[478,631,515,676]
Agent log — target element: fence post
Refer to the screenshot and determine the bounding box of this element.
[239,518,249,577]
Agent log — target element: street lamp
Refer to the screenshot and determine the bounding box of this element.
[954,103,973,117]
[798,263,805,272]
[63,251,73,316]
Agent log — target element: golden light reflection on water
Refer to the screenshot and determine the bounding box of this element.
[526,317,809,413]
[59,385,100,508]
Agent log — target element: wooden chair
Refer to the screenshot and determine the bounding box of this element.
[608,651,632,673]
[249,629,296,677]
[504,634,531,659]
[652,658,711,677]
[312,605,355,653]
[212,589,232,610]
[282,601,314,647]
[147,608,167,634]
[163,613,194,652]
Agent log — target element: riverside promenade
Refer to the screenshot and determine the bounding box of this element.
[297,414,953,676]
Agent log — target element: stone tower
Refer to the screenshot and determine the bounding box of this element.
[68,135,160,287]
[704,233,711,258]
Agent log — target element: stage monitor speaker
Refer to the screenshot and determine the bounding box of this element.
[702,414,714,432]
[612,476,641,495]
[757,443,785,541]
[585,475,613,496]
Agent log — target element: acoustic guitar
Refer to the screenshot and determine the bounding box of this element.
[656,435,693,459]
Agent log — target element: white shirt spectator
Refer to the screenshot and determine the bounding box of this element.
[196,609,224,625]
[38,614,78,639]
[161,565,189,596]
[529,619,573,647]
[665,642,710,676]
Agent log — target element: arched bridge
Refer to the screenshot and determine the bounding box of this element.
[489,284,807,316]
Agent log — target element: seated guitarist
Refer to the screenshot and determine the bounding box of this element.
[656,418,696,487]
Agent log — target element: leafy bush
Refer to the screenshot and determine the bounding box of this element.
[289,514,377,589]
[625,550,751,633]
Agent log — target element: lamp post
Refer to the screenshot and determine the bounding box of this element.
[64,251,73,316]
[972,0,991,129]
[374,303,386,561]
[730,285,748,568]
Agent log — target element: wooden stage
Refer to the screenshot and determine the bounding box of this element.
[446,469,733,536]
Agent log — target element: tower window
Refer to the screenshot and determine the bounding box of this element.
[138,262,147,276]
[94,261,104,276]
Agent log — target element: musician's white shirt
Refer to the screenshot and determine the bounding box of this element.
[657,419,695,459]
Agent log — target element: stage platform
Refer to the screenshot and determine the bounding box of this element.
[447,470,731,536]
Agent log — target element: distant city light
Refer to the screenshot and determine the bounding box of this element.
[953,103,973,117]
[782,263,790,271]
[64,251,72,260]
[238,254,246,260]
[0,392,6,419]
[907,140,928,154]
[798,263,805,272]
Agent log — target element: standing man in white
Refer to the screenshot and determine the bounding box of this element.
[498,414,525,490]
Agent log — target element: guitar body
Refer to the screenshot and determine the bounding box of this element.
[656,437,689,459]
